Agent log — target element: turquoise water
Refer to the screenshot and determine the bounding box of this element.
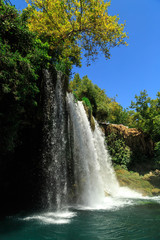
[1,198,160,240]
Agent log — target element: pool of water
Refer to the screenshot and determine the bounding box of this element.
[0,197,160,240]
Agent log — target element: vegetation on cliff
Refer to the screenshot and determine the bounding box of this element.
[0,1,51,154]
[0,0,130,215]
[0,0,128,155]
[115,165,160,197]
[106,132,132,168]
[69,73,124,122]
[129,90,160,169]
[69,73,160,193]
[69,74,160,172]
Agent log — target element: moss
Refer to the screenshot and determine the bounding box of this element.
[152,188,160,196]
[115,165,160,196]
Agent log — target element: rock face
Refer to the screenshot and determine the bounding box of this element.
[100,123,154,157]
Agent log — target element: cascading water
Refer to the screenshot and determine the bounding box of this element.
[66,93,117,206]
[43,69,69,211]
[43,69,141,213]
[66,93,141,208]
[23,74,143,225]
[20,72,160,229]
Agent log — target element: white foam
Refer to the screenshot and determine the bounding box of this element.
[23,211,76,224]
[152,196,160,202]
[74,196,135,211]
[138,195,160,202]
[114,186,143,198]
[45,211,76,218]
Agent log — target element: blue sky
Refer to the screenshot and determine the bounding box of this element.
[12,0,160,108]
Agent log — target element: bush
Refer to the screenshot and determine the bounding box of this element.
[106,132,132,168]
[82,97,92,111]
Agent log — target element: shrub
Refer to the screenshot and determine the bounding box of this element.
[106,132,132,168]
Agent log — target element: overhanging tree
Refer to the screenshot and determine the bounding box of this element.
[26,0,128,68]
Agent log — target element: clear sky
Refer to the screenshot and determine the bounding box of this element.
[11,0,160,108]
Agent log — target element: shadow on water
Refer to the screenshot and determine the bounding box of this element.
[0,210,40,235]
[0,217,26,235]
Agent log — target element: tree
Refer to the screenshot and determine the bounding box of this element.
[69,74,111,120]
[69,73,81,91]
[0,1,50,153]
[130,90,150,118]
[26,0,128,67]
[130,90,160,142]
[0,2,50,104]
[107,102,130,126]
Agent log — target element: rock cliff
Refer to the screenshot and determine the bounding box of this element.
[100,123,154,157]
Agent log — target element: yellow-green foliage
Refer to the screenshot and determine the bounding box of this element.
[115,165,160,196]
[26,0,127,66]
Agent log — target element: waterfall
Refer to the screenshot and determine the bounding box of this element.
[66,93,141,207]
[43,69,69,210]
[66,93,120,207]
[42,70,141,211]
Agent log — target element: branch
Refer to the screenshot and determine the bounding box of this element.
[40,2,61,32]
[80,0,83,30]
[54,27,92,47]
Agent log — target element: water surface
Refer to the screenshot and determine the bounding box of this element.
[1,197,160,240]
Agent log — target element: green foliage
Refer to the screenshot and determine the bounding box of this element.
[120,90,160,170]
[69,73,132,125]
[69,74,110,121]
[70,73,81,92]
[54,58,72,74]
[72,92,79,103]
[0,2,51,103]
[107,102,130,125]
[82,97,92,111]
[70,77,160,170]
[0,1,51,153]
[129,90,160,142]
[106,133,132,168]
